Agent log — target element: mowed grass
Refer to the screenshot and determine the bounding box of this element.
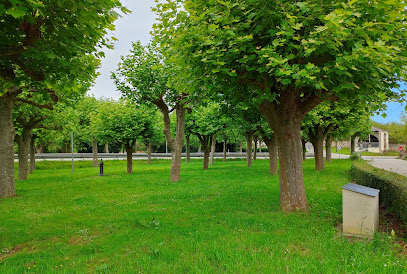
[0,159,406,273]
[331,147,400,156]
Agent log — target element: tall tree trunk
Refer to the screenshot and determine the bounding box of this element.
[308,125,325,171]
[326,134,333,162]
[350,134,357,154]
[209,135,216,166]
[104,142,109,153]
[246,131,254,167]
[253,136,258,160]
[29,136,36,174]
[197,146,201,153]
[92,137,98,167]
[0,94,16,198]
[262,134,278,175]
[17,128,33,181]
[147,139,152,165]
[223,139,227,162]
[125,143,133,174]
[186,135,190,162]
[203,144,210,170]
[197,135,211,170]
[239,141,243,153]
[301,138,307,161]
[260,95,315,211]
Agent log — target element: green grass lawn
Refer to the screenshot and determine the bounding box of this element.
[0,159,406,272]
[331,147,400,157]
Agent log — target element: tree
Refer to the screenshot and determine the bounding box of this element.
[112,41,190,182]
[153,0,406,211]
[185,102,226,169]
[92,100,155,174]
[0,1,128,198]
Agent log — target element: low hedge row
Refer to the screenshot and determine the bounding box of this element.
[350,161,407,225]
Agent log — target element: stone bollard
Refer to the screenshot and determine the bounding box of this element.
[342,183,380,237]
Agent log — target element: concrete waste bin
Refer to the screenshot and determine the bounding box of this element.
[342,183,380,237]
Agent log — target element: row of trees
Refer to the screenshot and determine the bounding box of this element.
[0,0,129,198]
[111,0,406,212]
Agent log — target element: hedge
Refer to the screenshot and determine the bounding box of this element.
[350,161,407,226]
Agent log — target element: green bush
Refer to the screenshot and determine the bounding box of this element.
[350,161,407,225]
[349,153,361,161]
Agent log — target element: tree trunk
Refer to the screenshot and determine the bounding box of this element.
[92,138,98,167]
[0,94,16,198]
[350,134,357,154]
[155,98,186,182]
[223,139,227,162]
[246,131,254,167]
[209,135,216,166]
[104,142,109,153]
[239,141,243,153]
[253,136,258,160]
[197,146,201,153]
[262,135,278,175]
[147,139,152,165]
[29,136,36,174]
[203,145,210,170]
[311,138,325,171]
[17,128,33,181]
[301,138,307,161]
[186,135,190,162]
[326,135,333,162]
[125,143,133,174]
[260,96,313,211]
[197,135,211,170]
[308,125,325,171]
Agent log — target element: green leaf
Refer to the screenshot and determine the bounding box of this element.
[6,6,28,18]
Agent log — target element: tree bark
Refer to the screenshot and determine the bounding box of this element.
[246,131,254,167]
[308,125,325,171]
[125,143,133,174]
[260,93,319,211]
[198,135,211,170]
[301,138,307,161]
[350,134,357,154]
[29,136,36,174]
[186,135,190,162]
[326,134,333,162]
[17,128,33,181]
[156,99,186,182]
[261,134,278,175]
[147,139,152,165]
[104,142,109,153]
[239,141,243,153]
[0,94,16,198]
[223,139,227,162]
[209,135,216,166]
[92,138,98,167]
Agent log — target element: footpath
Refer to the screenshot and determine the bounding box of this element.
[330,152,407,177]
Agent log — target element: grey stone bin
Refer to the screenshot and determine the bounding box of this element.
[342,183,380,237]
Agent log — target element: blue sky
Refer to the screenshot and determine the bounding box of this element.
[89,0,406,124]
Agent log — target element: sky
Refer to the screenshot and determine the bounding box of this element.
[88,0,406,124]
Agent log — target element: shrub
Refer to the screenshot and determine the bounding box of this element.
[350,161,407,225]
[349,153,361,161]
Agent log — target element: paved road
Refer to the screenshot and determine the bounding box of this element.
[329,152,406,177]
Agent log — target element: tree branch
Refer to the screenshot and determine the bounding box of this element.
[15,98,53,110]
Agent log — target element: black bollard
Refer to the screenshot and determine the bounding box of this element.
[99,159,104,176]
